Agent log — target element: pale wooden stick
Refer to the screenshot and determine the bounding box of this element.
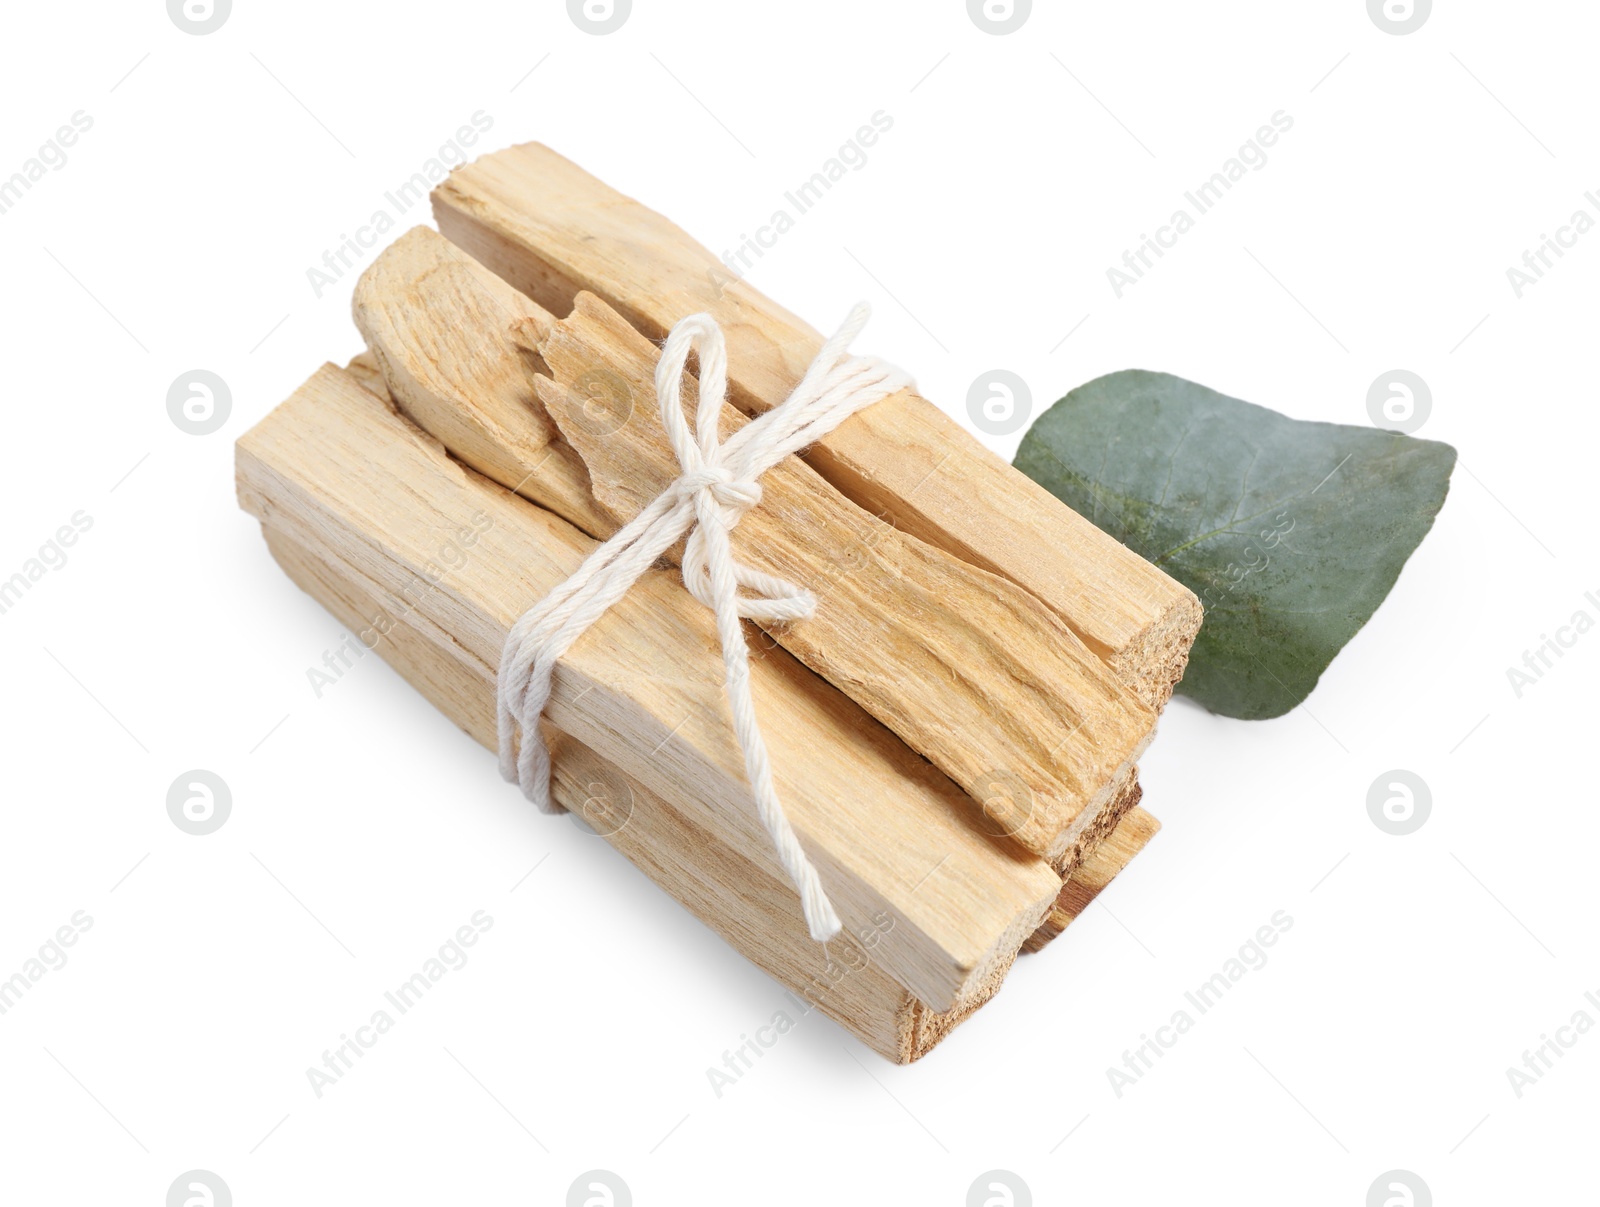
[1024,788,1160,953]
[433,142,1202,710]
[235,363,1059,1011]
[260,526,1015,1061]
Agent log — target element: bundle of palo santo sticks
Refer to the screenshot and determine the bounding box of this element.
[236,144,1201,1062]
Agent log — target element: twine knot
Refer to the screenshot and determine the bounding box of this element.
[676,464,762,513]
[496,303,911,942]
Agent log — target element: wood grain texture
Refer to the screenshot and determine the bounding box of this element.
[260,526,1016,1062]
[1024,791,1161,954]
[433,141,1202,710]
[235,363,1060,1011]
[349,229,611,540]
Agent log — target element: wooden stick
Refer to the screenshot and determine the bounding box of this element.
[433,142,1202,710]
[1024,787,1160,953]
[260,525,1012,1061]
[353,229,1153,862]
[344,345,1162,949]
[346,229,612,542]
[236,363,1059,1011]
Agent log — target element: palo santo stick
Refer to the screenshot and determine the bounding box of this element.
[236,363,1058,1010]
[261,525,1016,1062]
[347,342,1164,947]
[353,228,1153,861]
[1025,793,1160,954]
[346,232,611,541]
[433,142,1202,710]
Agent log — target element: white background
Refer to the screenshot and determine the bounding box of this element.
[1,1,1594,1203]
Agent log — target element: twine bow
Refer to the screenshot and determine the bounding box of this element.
[497,304,910,941]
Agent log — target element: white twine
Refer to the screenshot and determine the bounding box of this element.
[496,303,911,942]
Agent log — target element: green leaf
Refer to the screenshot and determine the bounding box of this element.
[1015,370,1456,719]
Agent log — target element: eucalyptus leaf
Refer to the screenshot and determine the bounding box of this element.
[1015,370,1456,719]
